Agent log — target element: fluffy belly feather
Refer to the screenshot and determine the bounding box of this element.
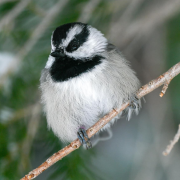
[41,72,116,142]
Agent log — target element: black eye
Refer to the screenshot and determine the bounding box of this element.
[71,41,79,50]
[66,39,80,52]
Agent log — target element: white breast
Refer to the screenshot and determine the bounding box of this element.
[40,60,117,142]
[40,49,141,143]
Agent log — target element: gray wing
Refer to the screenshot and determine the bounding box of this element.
[105,42,142,119]
[106,43,116,52]
[106,43,122,54]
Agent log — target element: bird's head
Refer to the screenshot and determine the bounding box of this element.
[45,22,107,82]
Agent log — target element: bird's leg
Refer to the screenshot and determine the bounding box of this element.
[77,126,92,149]
[129,95,140,110]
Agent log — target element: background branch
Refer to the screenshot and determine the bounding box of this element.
[78,0,101,23]
[0,0,69,86]
[21,62,180,180]
[0,0,17,4]
[0,0,31,30]
[163,124,180,156]
[110,0,180,46]
[17,0,69,60]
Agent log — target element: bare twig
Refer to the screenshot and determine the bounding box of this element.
[117,0,144,23]
[110,0,180,45]
[109,0,144,38]
[0,0,17,4]
[17,0,69,60]
[19,103,41,172]
[159,79,172,97]
[163,125,180,156]
[20,62,180,180]
[28,2,46,17]
[136,63,180,98]
[0,0,69,87]
[4,105,35,125]
[78,0,101,23]
[0,0,31,30]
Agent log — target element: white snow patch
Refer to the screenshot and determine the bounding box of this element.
[0,52,17,77]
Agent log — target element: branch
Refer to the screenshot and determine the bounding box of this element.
[19,103,41,171]
[0,0,31,30]
[163,124,180,156]
[109,0,144,37]
[110,0,180,45]
[17,0,69,60]
[0,0,69,87]
[21,62,180,180]
[78,0,101,23]
[0,0,17,4]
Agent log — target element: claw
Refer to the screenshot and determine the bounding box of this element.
[77,127,92,149]
[129,95,140,110]
[85,140,92,149]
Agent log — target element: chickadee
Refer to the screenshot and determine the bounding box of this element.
[40,22,141,149]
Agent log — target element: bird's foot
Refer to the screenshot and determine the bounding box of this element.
[129,95,140,110]
[77,127,92,149]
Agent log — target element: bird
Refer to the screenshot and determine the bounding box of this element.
[40,22,141,149]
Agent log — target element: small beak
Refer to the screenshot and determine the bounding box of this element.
[50,51,62,57]
[51,48,65,57]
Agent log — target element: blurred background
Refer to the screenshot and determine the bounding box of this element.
[0,0,180,179]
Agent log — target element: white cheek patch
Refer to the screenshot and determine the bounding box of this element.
[66,26,107,59]
[62,25,83,47]
[45,56,55,69]
[51,31,56,52]
[51,44,55,52]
